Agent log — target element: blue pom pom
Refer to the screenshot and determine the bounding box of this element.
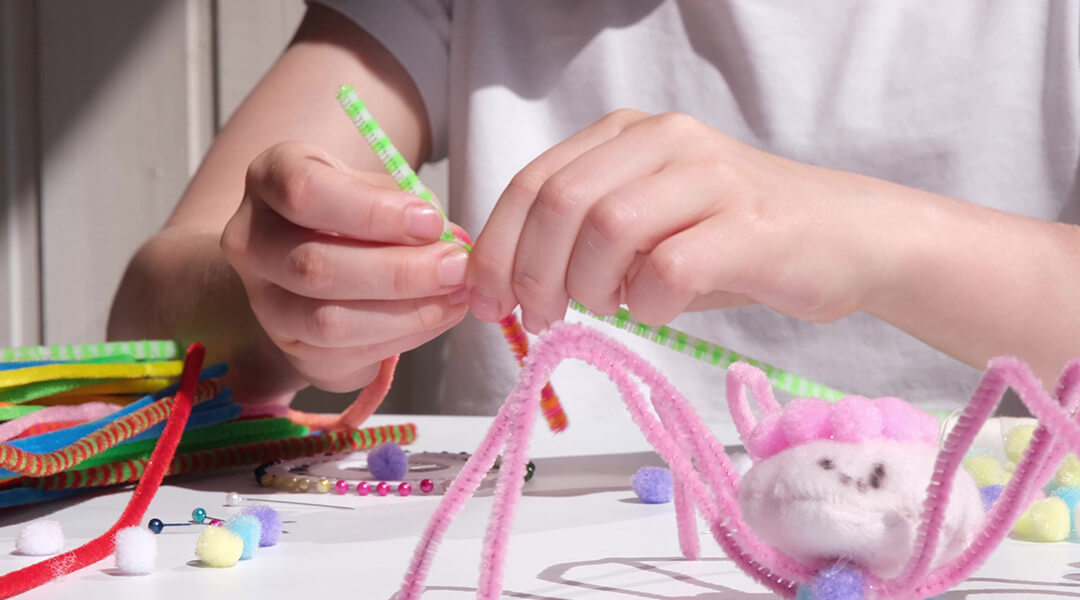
[1051,486,1080,517]
[367,442,409,481]
[795,586,814,600]
[241,505,282,547]
[812,563,864,600]
[980,484,1005,513]
[225,514,262,560]
[631,466,673,504]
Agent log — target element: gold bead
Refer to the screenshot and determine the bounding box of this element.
[262,473,277,487]
[285,476,300,492]
[316,477,331,493]
[297,477,312,493]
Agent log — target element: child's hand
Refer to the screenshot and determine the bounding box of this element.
[467,109,901,333]
[220,141,469,391]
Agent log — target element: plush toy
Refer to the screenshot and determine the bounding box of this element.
[394,322,1080,600]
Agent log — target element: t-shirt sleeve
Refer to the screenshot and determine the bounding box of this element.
[307,0,451,161]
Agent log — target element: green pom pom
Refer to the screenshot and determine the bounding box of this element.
[195,526,243,567]
[1003,424,1036,464]
[1012,497,1071,542]
[963,454,1010,488]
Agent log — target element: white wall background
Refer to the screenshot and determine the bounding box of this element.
[0,0,448,411]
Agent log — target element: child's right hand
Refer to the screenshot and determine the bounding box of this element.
[220,141,469,393]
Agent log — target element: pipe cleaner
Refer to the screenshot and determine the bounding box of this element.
[0,402,121,442]
[0,340,180,363]
[0,342,204,599]
[336,86,569,433]
[395,323,1080,600]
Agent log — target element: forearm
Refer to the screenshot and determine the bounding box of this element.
[107,226,306,405]
[864,181,1080,388]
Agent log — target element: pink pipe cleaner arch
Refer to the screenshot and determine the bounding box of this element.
[395,323,1080,600]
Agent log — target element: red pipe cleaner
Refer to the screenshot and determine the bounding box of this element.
[0,342,204,598]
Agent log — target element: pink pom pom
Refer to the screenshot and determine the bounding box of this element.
[746,412,787,460]
[780,398,831,446]
[830,396,883,442]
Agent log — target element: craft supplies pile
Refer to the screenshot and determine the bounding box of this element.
[0,340,415,510]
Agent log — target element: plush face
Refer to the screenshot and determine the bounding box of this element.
[737,439,983,578]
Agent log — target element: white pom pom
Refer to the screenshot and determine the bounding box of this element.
[730,452,754,477]
[114,526,157,575]
[15,520,64,556]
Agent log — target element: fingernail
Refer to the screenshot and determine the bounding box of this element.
[469,289,500,321]
[448,288,469,306]
[522,311,550,333]
[438,251,468,287]
[406,205,443,239]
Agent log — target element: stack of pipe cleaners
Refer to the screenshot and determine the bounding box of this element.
[0,340,417,508]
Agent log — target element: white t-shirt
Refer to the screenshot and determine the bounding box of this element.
[312,0,1079,421]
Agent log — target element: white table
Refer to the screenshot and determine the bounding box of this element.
[0,413,1077,599]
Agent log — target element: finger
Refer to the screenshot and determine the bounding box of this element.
[467,109,650,324]
[282,327,457,393]
[253,283,469,349]
[565,166,721,318]
[512,115,693,331]
[242,205,468,300]
[247,141,445,244]
[625,215,754,325]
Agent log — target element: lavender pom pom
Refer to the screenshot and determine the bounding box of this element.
[368,442,408,481]
[241,504,282,547]
[980,485,1005,513]
[812,563,864,600]
[631,466,673,504]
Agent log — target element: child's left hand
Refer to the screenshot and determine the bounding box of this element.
[467,109,907,332]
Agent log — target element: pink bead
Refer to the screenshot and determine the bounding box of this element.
[208,519,223,527]
[334,479,349,495]
[356,481,371,496]
[419,479,434,494]
[375,481,391,496]
[398,482,412,496]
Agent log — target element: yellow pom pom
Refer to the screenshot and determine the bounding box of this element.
[1056,454,1080,488]
[963,455,1010,487]
[195,526,243,568]
[1004,424,1037,464]
[1012,497,1071,542]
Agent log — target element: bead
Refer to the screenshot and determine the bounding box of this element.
[254,462,271,486]
[225,492,243,507]
[334,479,349,494]
[316,477,331,493]
[525,461,536,482]
[375,481,391,496]
[419,479,434,494]
[284,476,300,492]
[208,519,224,527]
[262,473,276,488]
[398,482,412,496]
[356,481,371,496]
[297,478,312,493]
[192,508,207,524]
[147,518,164,534]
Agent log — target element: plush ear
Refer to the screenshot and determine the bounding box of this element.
[726,363,780,446]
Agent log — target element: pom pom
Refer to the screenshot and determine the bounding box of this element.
[15,520,64,556]
[781,397,831,445]
[980,485,1005,513]
[811,563,864,600]
[195,525,243,568]
[241,504,282,547]
[730,452,753,477]
[829,396,882,443]
[367,442,408,481]
[1056,454,1080,488]
[1004,424,1037,464]
[963,454,1010,488]
[1050,486,1080,517]
[631,466,673,504]
[876,396,938,444]
[225,514,262,560]
[1012,497,1071,542]
[114,526,156,574]
[1075,502,1080,538]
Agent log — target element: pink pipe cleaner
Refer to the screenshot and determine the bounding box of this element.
[397,323,1080,600]
[0,403,121,442]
